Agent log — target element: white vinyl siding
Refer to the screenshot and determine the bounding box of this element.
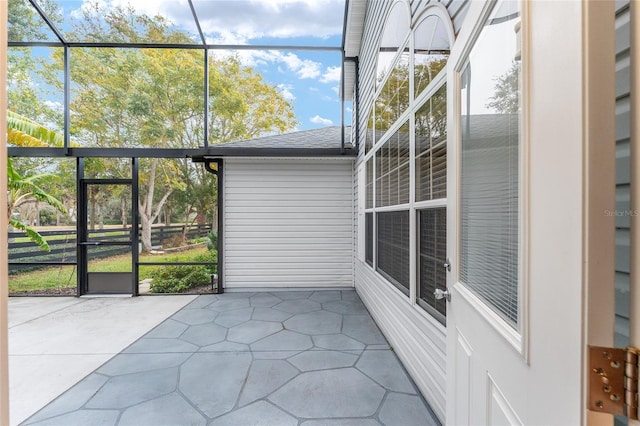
[224,159,354,288]
[615,0,631,348]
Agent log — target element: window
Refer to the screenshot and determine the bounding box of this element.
[361,4,453,325]
[418,208,447,324]
[376,1,410,88]
[375,121,410,207]
[377,210,410,294]
[414,14,450,98]
[416,84,447,202]
[459,1,521,328]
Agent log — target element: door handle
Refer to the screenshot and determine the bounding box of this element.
[434,288,451,302]
[443,258,451,272]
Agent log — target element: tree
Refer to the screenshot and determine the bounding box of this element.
[50,1,297,251]
[6,113,67,251]
[486,62,520,114]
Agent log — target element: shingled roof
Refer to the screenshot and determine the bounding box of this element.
[197,126,354,158]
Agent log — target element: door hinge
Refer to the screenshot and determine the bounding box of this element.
[588,346,639,419]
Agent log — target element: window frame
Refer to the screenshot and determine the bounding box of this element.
[362,3,454,327]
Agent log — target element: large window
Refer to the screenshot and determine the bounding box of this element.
[459,1,521,328]
[363,4,452,324]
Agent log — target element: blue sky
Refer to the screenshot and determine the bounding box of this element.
[31,0,351,131]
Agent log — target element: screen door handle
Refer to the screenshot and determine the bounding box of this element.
[434,288,451,302]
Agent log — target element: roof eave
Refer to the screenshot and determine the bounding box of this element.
[193,147,357,159]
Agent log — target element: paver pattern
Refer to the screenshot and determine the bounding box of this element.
[24,290,440,425]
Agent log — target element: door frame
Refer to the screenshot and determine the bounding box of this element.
[76,157,140,296]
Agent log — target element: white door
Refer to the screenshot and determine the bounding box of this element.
[445,1,616,425]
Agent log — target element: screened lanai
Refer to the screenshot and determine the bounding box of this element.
[7,0,357,297]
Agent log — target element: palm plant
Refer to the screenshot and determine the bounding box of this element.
[7,111,63,147]
[7,111,67,251]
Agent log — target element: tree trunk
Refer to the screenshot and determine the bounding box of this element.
[89,190,96,231]
[140,212,152,252]
[34,200,40,227]
[121,196,127,226]
[97,202,104,230]
[138,159,173,252]
[164,204,172,226]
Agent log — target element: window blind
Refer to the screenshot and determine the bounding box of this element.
[377,210,410,294]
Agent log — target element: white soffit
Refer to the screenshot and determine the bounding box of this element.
[342,61,356,101]
[343,0,366,100]
[345,0,367,57]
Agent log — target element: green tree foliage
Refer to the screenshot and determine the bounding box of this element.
[7,155,67,252]
[486,62,520,114]
[33,1,298,251]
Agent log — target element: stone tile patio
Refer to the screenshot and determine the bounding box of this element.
[22,290,440,426]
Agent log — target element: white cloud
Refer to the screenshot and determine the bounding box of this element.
[193,0,345,42]
[320,66,341,83]
[277,83,296,101]
[70,0,345,43]
[278,52,321,79]
[310,115,333,126]
[331,85,340,95]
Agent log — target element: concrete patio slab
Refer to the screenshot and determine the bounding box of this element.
[19,290,440,426]
[8,295,195,425]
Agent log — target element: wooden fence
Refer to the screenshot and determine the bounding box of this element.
[9,223,213,273]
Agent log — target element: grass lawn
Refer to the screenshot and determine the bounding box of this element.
[9,246,211,293]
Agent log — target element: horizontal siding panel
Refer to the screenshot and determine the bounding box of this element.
[225,187,353,196]
[225,280,351,288]
[225,274,353,283]
[227,173,351,181]
[224,225,352,232]
[227,179,352,189]
[226,212,353,220]
[225,238,352,246]
[225,193,352,202]
[226,199,353,208]
[226,219,351,227]
[224,250,350,258]
[226,258,353,266]
[227,207,352,215]
[617,96,630,140]
[226,268,352,275]
[224,159,354,288]
[225,243,353,250]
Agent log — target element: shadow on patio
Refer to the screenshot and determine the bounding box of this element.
[16,290,439,426]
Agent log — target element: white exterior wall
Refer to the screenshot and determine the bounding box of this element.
[352,0,469,421]
[615,0,631,347]
[224,158,354,288]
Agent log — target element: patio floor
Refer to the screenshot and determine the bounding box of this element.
[19,289,439,426]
